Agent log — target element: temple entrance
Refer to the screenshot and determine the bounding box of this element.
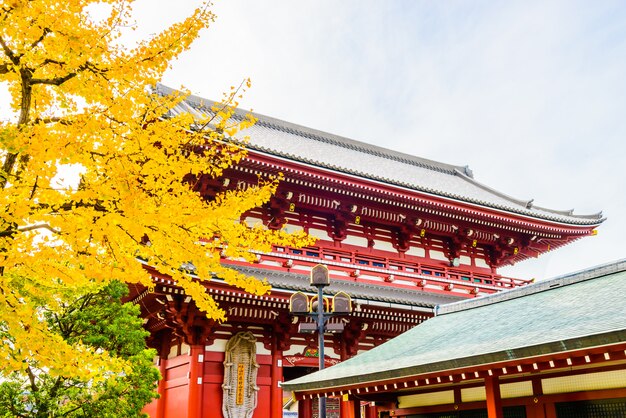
[312,398,340,418]
[282,366,341,418]
[284,366,318,382]
[283,366,317,414]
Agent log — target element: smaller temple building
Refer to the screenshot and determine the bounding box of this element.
[282,259,626,418]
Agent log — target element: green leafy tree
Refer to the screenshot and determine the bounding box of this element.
[0,281,159,418]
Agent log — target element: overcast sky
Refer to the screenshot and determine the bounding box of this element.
[6,1,625,281]
[135,0,626,280]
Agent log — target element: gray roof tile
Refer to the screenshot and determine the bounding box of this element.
[156,84,604,226]
[230,265,461,308]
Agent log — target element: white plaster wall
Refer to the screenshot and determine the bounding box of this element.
[372,239,396,253]
[308,228,331,241]
[343,235,368,247]
[429,250,448,261]
[405,246,426,257]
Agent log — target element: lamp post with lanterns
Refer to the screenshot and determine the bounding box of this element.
[289,264,352,418]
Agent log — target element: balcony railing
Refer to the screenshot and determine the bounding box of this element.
[235,245,532,294]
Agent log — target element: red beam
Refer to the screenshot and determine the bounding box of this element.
[187,345,204,418]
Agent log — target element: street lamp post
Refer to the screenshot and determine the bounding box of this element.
[289,264,352,418]
[313,267,328,418]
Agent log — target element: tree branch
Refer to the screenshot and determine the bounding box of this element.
[30,27,51,49]
[32,116,72,125]
[48,376,64,406]
[0,35,19,65]
[196,78,248,132]
[117,224,140,244]
[29,175,38,200]
[31,61,107,86]
[1,153,18,189]
[59,401,86,417]
[17,223,60,234]
[37,199,110,213]
[25,366,38,393]
[31,71,78,86]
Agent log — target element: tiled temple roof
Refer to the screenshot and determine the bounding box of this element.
[281,259,626,392]
[157,84,604,227]
[230,265,460,309]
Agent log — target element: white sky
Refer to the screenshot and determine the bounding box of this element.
[4,1,625,281]
[144,0,624,281]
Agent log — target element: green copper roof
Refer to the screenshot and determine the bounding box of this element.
[282,259,626,392]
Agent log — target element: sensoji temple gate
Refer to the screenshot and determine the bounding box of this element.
[130,85,604,418]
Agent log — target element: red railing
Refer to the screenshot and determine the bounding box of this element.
[257,245,531,292]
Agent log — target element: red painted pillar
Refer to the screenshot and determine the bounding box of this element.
[364,402,377,418]
[155,356,168,418]
[270,344,284,418]
[339,396,357,418]
[187,345,204,418]
[299,398,313,418]
[544,402,557,418]
[527,378,545,418]
[485,376,503,418]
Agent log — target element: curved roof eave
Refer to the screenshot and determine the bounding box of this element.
[155,84,606,228]
[243,147,605,229]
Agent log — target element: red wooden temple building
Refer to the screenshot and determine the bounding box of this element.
[130,85,604,418]
[282,259,626,418]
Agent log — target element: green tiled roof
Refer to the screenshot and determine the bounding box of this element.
[282,259,626,392]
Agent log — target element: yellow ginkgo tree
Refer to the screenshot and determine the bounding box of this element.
[0,0,312,383]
